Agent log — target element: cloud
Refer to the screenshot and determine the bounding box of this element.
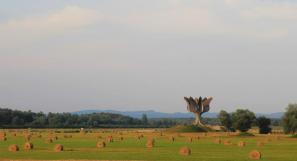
[1,6,99,31]
[112,1,289,40]
[118,6,220,34]
[0,6,101,50]
[241,5,297,20]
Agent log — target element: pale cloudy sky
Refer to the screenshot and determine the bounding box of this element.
[0,0,297,113]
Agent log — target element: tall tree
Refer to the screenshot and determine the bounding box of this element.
[218,110,232,131]
[282,104,297,134]
[231,109,256,132]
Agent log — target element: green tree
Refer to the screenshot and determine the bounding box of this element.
[218,110,232,131]
[256,116,271,134]
[142,114,148,125]
[231,109,256,132]
[282,104,297,134]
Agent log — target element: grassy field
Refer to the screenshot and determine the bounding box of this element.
[0,129,296,161]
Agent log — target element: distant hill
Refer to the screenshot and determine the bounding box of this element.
[256,112,284,119]
[72,110,284,119]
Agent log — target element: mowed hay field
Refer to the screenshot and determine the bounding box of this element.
[0,129,296,161]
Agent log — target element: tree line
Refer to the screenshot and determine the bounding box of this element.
[1,103,297,134]
[0,108,176,128]
[218,104,297,134]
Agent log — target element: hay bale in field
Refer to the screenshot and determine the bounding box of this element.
[179,146,191,156]
[213,138,221,144]
[64,134,72,138]
[136,135,141,140]
[106,136,113,142]
[23,142,33,150]
[8,144,19,152]
[223,140,232,145]
[257,142,264,147]
[0,136,7,141]
[146,138,155,148]
[0,132,6,137]
[170,136,175,142]
[54,144,63,152]
[188,137,193,142]
[237,141,246,147]
[46,138,53,143]
[97,135,102,139]
[249,150,261,160]
[97,141,106,148]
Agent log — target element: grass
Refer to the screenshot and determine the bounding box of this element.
[289,134,297,138]
[166,125,208,132]
[237,132,255,137]
[0,129,296,161]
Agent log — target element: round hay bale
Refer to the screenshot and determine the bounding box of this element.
[8,144,19,152]
[64,135,72,138]
[179,146,191,156]
[188,137,193,142]
[0,136,7,141]
[106,136,113,142]
[224,140,232,146]
[146,139,155,148]
[249,150,261,160]
[46,138,53,143]
[213,138,221,144]
[0,132,6,137]
[237,141,246,147]
[257,142,264,147]
[97,141,106,148]
[54,144,63,152]
[23,142,33,150]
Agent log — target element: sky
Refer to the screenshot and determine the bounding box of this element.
[0,0,297,113]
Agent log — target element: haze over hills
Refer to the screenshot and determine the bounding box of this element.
[72,109,284,119]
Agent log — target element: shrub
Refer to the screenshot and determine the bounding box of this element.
[257,116,272,134]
